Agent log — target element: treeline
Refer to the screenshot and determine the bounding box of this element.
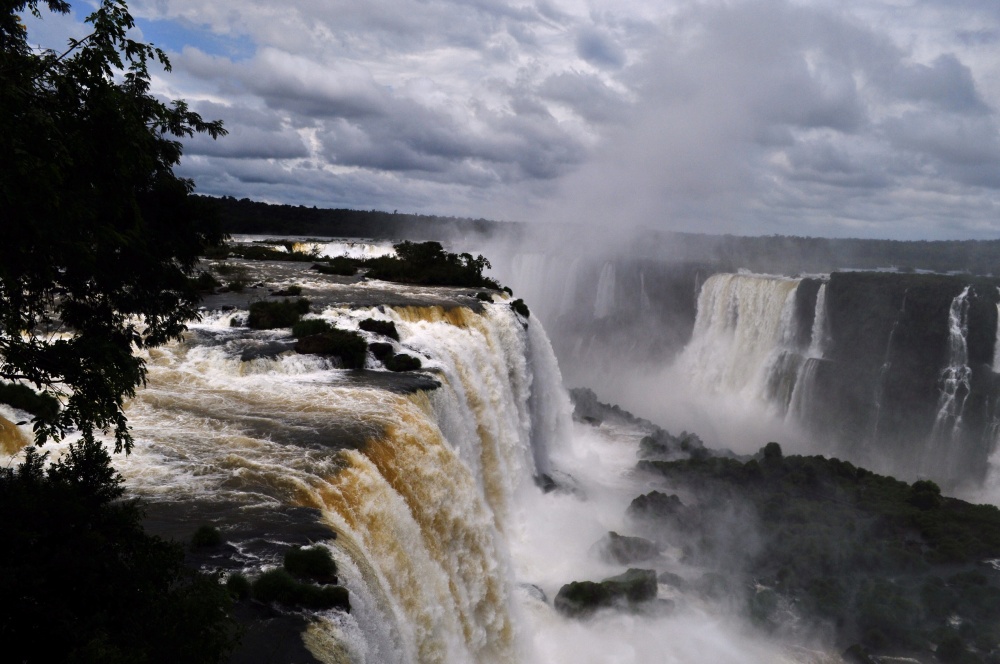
[687,233,1000,276]
[198,195,524,241]
[202,195,1000,276]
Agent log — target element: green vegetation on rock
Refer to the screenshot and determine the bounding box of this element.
[284,545,338,584]
[294,328,368,369]
[363,241,501,289]
[251,569,349,611]
[311,257,358,276]
[510,298,530,318]
[554,568,658,617]
[641,448,1000,660]
[358,318,400,340]
[247,299,311,329]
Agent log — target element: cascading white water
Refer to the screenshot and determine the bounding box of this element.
[933,286,972,437]
[97,293,578,664]
[679,273,801,402]
[504,253,583,321]
[806,283,827,359]
[593,262,616,319]
[993,289,1000,373]
[639,272,652,314]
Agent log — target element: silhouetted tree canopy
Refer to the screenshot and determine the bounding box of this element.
[0,0,225,451]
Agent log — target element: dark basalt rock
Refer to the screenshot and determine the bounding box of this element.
[239,340,296,361]
[627,491,684,521]
[656,571,687,590]
[368,342,394,361]
[383,353,422,372]
[359,318,400,341]
[294,329,367,369]
[554,568,658,618]
[595,531,660,564]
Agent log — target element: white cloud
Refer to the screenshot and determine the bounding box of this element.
[31,0,1000,237]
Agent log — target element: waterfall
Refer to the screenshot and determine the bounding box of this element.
[993,289,1000,373]
[593,262,616,319]
[639,272,652,313]
[806,283,827,359]
[787,358,821,424]
[680,273,801,401]
[870,292,907,445]
[933,286,972,437]
[108,295,575,664]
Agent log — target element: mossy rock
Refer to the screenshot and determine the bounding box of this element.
[247,299,311,329]
[595,531,660,564]
[0,382,59,423]
[273,285,302,296]
[383,353,422,372]
[368,342,394,361]
[291,318,332,338]
[510,298,530,318]
[626,491,684,521]
[311,257,358,276]
[251,569,350,612]
[294,329,367,369]
[554,568,657,617]
[226,573,252,601]
[358,318,399,340]
[284,546,337,584]
[190,525,223,549]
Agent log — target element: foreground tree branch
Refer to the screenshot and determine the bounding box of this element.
[0,0,226,451]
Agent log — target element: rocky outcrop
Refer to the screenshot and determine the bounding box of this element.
[594,531,660,565]
[554,568,658,617]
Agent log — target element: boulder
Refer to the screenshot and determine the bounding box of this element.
[595,531,660,564]
[554,568,658,618]
[627,491,684,520]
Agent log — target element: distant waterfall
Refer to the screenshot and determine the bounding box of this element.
[933,286,972,437]
[870,292,907,445]
[593,262,616,319]
[993,290,1000,372]
[806,284,827,358]
[680,273,801,402]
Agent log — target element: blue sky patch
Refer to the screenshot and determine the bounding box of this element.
[135,18,255,61]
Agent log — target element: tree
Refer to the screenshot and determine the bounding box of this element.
[0,0,226,451]
[0,440,238,662]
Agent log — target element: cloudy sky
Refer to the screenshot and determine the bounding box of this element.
[25,0,1000,239]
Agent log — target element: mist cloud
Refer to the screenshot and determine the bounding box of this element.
[56,0,988,237]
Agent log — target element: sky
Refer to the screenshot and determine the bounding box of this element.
[22,0,1000,239]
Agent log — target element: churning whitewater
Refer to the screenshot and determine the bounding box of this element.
[12,250,810,664]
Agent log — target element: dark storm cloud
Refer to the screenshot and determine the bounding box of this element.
[182,102,309,159]
[116,0,1000,236]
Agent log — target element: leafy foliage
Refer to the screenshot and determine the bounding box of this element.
[363,241,501,288]
[0,440,237,662]
[1,0,226,451]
